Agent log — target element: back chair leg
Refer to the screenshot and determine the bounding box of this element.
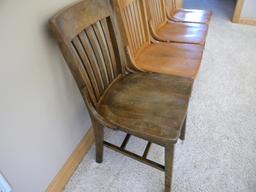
[93,121,104,163]
[180,116,187,140]
[165,143,175,192]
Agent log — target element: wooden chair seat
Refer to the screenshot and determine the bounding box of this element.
[98,73,192,143]
[146,0,209,45]
[135,43,204,79]
[170,8,212,24]
[156,22,208,45]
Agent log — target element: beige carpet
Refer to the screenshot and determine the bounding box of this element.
[64,0,256,191]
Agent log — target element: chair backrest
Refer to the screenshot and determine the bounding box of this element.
[113,0,150,59]
[145,0,167,32]
[165,0,176,18]
[49,0,125,108]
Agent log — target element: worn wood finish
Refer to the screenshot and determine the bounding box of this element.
[166,0,212,24]
[146,0,209,45]
[135,42,204,79]
[157,22,208,45]
[165,143,175,192]
[180,115,187,140]
[98,73,192,143]
[147,0,166,31]
[115,0,149,58]
[114,0,205,79]
[104,141,165,171]
[49,1,193,191]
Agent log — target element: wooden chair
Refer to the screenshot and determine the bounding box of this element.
[146,0,209,45]
[165,0,212,24]
[49,0,193,191]
[113,0,204,79]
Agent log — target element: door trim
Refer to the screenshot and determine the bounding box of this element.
[232,0,245,23]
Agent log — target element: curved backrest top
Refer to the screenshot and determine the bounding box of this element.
[50,0,113,41]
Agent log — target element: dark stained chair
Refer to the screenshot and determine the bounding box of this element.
[146,0,209,45]
[49,0,193,191]
[165,0,212,24]
[114,0,204,79]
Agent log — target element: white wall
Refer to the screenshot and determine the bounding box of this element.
[241,0,256,18]
[0,0,91,191]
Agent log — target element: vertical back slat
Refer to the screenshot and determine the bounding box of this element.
[100,18,119,77]
[93,21,115,82]
[136,0,146,44]
[165,0,174,17]
[117,0,148,58]
[126,5,139,53]
[123,9,136,56]
[70,43,98,104]
[78,31,105,94]
[147,0,166,31]
[155,0,161,26]
[85,26,110,88]
[72,37,101,100]
[172,0,176,9]
[149,0,155,29]
[129,2,141,50]
[133,2,143,46]
[128,2,140,50]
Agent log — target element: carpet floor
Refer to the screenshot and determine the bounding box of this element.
[64,0,256,191]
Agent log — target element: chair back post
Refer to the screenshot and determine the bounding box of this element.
[49,0,125,124]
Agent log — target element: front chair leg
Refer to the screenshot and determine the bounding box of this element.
[165,143,175,192]
[92,121,104,163]
[180,116,187,141]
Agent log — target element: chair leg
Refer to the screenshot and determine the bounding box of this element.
[164,143,175,192]
[180,116,187,141]
[93,121,104,163]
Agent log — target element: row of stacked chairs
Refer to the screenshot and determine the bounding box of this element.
[49,0,212,191]
[115,0,212,78]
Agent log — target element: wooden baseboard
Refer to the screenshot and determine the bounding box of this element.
[239,17,256,26]
[47,127,94,192]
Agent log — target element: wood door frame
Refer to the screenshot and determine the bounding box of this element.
[178,0,246,24]
[232,0,245,23]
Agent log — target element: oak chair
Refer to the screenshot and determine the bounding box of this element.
[165,0,212,24]
[49,0,193,191]
[146,0,209,45]
[113,0,204,79]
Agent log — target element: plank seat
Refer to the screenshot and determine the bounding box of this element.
[166,0,212,24]
[114,0,205,79]
[146,0,209,45]
[135,43,204,79]
[98,72,192,143]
